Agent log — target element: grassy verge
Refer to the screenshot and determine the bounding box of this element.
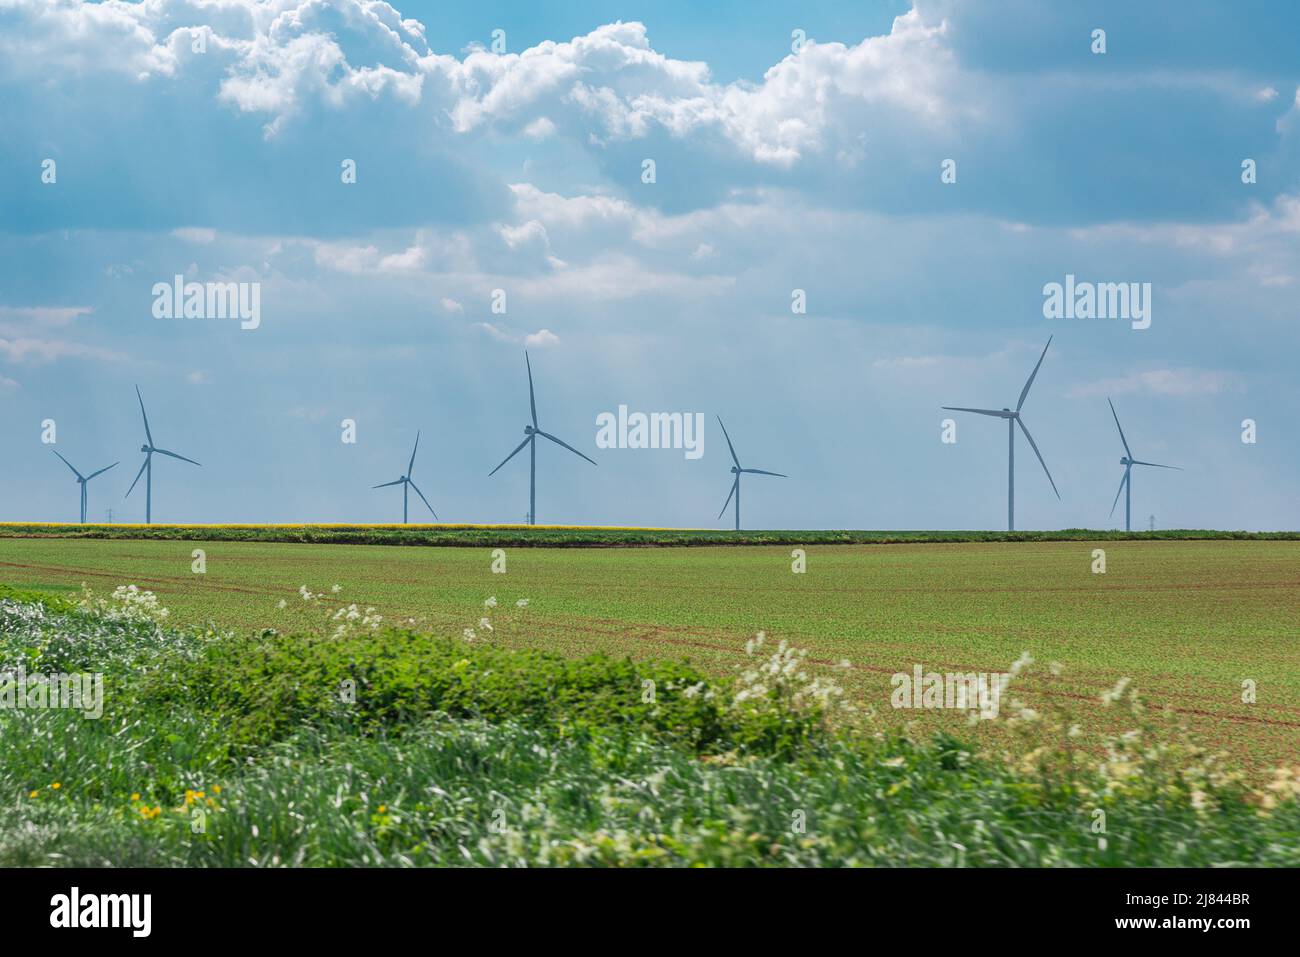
[1,587,1297,867]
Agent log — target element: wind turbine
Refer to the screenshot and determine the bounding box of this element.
[51,451,117,524]
[1108,398,1181,532]
[372,430,438,523]
[942,337,1060,531]
[489,351,595,525]
[716,416,786,531]
[125,385,201,524]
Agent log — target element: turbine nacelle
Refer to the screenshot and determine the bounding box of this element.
[524,425,536,436]
[140,444,151,454]
[730,465,741,474]
[1120,457,1133,466]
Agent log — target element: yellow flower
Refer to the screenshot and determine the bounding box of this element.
[131,792,141,801]
[213,785,221,794]
[377,805,387,814]
[28,790,38,799]
[50,782,61,790]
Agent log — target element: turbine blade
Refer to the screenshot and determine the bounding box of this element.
[372,479,403,488]
[407,430,420,478]
[525,352,538,428]
[85,462,119,481]
[1108,398,1132,458]
[742,468,786,478]
[489,436,531,476]
[409,479,438,520]
[716,416,741,468]
[718,477,738,520]
[153,447,201,466]
[1016,417,1060,499]
[135,385,154,446]
[1109,469,1129,518]
[125,456,148,498]
[1131,459,1182,470]
[52,449,83,480]
[942,406,1008,418]
[537,429,597,466]
[1016,336,1052,412]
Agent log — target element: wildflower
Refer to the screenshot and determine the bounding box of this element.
[515,598,529,608]
[50,782,61,790]
[1009,651,1034,676]
[331,584,342,593]
[377,805,387,814]
[479,618,493,631]
[462,628,476,641]
[484,596,498,608]
[277,599,287,610]
[131,792,141,801]
[28,790,38,799]
[1100,676,1132,707]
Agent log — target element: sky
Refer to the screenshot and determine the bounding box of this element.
[0,0,1297,529]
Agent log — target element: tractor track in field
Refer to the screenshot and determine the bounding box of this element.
[4,558,1299,731]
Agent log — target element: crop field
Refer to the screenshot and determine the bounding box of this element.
[1,535,1296,769]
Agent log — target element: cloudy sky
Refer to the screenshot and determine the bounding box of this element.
[1,0,1297,529]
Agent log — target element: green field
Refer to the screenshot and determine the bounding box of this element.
[1,535,1296,768]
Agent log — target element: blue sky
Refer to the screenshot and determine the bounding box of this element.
[0,0,1297,529]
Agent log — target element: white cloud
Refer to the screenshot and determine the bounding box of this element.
[0,305,92,326]
[1068,368,1242,399]
[475,323,560,347]
[0,337,125,363]
[173,227,217,244]
[524,328,559,347]
[187,370,213,385]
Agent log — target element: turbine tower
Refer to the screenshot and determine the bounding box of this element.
[716,416,786,531]
[51,451,117,524]
[489,352,595,525]
[125,385,201,524]
[942,337,1060,531]
[1108,398,1181,532]
[372,430,438,524]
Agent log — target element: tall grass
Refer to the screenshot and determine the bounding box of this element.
[1,588,1297,867]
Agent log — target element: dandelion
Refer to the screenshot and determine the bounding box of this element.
[50,782,60,790]
[377,805,387,814]
[28,790,38,799]
[131,792,141,801]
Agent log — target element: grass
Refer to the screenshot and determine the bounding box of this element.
[0,522,1295,547]
[0,536,1295,769]
[2,590,1297,867]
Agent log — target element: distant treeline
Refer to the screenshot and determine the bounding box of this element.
[0,523,1294,547]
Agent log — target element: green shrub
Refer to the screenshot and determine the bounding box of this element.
[137,628,824,758]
